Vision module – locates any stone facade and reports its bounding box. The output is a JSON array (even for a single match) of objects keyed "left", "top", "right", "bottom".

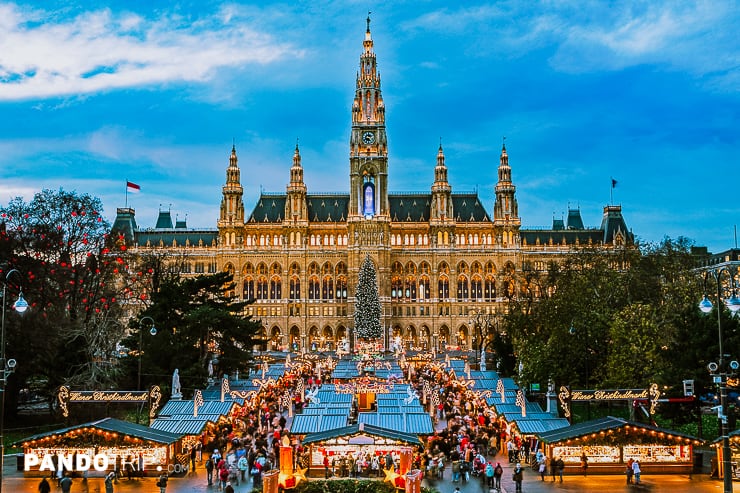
[{"left": 113, "top": 18, "right": 632, "bottom": 353}]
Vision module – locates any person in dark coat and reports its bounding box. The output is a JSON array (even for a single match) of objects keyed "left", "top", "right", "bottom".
[{"left": 38, "top": 477, "right": 51, "bottom": 493}]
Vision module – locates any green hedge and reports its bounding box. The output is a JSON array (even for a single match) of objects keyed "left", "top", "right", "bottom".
[{"left": 245, "top": 480, "right": 440, "bottom": 493}]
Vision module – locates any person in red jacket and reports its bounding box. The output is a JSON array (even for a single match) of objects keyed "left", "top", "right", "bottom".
[{"left": 219, "top": 465, "right": 229, "bottom": 490}]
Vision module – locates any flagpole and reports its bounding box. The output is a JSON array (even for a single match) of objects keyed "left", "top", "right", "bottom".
[
  {"left": 610, "top": 177, "right": 615, "bottom": 205},
  {"left": 125, "top": 180, "right": 129, "bottom": 208}
]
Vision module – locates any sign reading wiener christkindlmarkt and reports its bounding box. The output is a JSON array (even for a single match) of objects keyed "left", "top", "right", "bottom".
[
  {"left": 57, "top": 385, "right": 162, "bottom": 418},
  {"left": 558, "top": 384, "right": 661, "bottom": 421}
]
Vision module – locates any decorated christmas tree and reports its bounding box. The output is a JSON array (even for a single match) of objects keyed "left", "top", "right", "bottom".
[{"left": 353, "top": 254, "right": 382, "bottom": 340}]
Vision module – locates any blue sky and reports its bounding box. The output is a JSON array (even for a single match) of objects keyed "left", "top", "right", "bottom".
[{"left": 1, "top": 1, "right": 738, "bottom": 253}]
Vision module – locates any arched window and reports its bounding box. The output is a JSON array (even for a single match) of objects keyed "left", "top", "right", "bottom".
[
  {"left": 309, "top": 277, "right": 320, "bottom": 300},
  {"left": 457, "top": 275, "right": 469, "bottom": 301},
  {"left": 243, "top": 279, "right": 254, "bottom": 300},
  {"left": 403, "top": 276, "right": 416, "bottom": 300},
  {"left": 419, "top": 276, "right": 430, "bottom": 300},
  {"left": 391, "top": 276, "right": 403, "bottom": 300},
  {"left": 336, "top": 277, "right": 348, "bottom": 301},
  {"left": 322, "top": 277, "right": 334, "bottom": 300},
  {"left": 289, "top": 277, "right": 301, "bottom": 300},
  {"left": 471, "top": 276, "right": 482, "bottom": 300},
  {"left": 270, "top": 277, "right": 282, "bottom": 300},
  {"left": 484, "top": 277, "right": 496, "bottom": 301},
  {"left": 438, "top": 276, "right": 449, "bottom": 299},
  {"left": 256, "top": 277, "right": 268, "bottom": 300}
]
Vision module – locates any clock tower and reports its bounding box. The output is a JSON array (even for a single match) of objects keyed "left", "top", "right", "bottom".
[{"left": 349, "top": 14, "right": 389, "bottom": 220}]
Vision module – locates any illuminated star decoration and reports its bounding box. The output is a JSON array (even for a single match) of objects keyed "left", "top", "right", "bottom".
[
  {"left": 383, "top": 466, "right": 400, "bottom": 485},
  {"left": 293, "top": 466, "right": 307, "bottom": 484}
]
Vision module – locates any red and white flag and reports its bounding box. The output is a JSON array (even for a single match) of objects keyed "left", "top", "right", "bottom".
[{"left": 126, "top": 181, "right": 141, "bottom": 193}]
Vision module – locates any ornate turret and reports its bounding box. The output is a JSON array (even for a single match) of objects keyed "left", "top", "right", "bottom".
[
  {"left": 349, "top": 13, "right": 389, "bottom": 219},
  {"left": 430, "top": 143, "right": 453, "bottom": 223},
  {"left": 285, "top": 143, "right": 308, "bottom": 224},
  {"left": 218, "top": 145, "right": 244, "bottom": 246},
  {"left": 493, "top": 141, "right": 520, "bottom": 246}
]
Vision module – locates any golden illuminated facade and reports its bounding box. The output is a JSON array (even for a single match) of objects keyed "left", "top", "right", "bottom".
[{"left": 114, "top": 18, "right": 631, "bottom": 352}]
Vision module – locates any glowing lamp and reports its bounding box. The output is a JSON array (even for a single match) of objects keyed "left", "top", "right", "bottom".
[
  {"left": 698, "top": 295, "right": 713, "bottom": 313},
  {"left": 13, "top": 291, "right": 29, "bottom": 314}
]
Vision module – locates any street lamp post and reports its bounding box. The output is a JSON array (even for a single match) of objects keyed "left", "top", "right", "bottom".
[
  {"left": 137, "top": 316, "right": 157, "bottom": 391},
  {"left": 1, "top": 269, "right": 28, "bottom": 493},
  {"left": 699, "top": 266, "right": 740, "bottom": 493}
]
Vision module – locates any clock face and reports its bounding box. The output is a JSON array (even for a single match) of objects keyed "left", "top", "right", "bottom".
[{"left": 362, "top": 131, "right": 375, "bottom": 144}]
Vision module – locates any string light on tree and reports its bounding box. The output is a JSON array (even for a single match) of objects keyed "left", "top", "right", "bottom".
[{"left": 353, "top": 255, "right": 382, "bottom": 340}]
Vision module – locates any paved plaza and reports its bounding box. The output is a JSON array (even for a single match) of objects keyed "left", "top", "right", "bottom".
[{"left": 2, "top": 453, "right": 732, "bottom": 493}]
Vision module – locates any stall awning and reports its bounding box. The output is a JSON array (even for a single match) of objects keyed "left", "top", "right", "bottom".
[
  {"left": 158, "top": 400, "right": 236, "bottom": 418},
  {"left": 150, "top": 418, "right": 215, "bottom": 435},
  {"left": 13, "top": 417, "right": 183, "bottom": 447},
  {"left": 301, "top": 423, "right": 423, "bottom": 446},
  {"left": 357, "top": 412, "right": 434, "bottom": 434},
  {"left": 537, "top": 416, "right": 702, "bottom": 444},
  {"left": 290, "top": 414, "right": 350, "bottom": 434}
]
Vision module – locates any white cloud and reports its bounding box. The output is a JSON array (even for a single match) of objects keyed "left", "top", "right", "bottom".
[
  {"left": 0, "top": 2, "right": 304, "bottom": 100},
  {"left": 399, "top": 1, "right": 739, "bottom": 89},
  {"left": 549, "top": 1, "right": 738, "bottom": 77}
]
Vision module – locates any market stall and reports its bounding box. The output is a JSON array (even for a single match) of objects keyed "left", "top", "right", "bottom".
[
  {"left": 14, "top": 417, "right": 184, "bottom": 477},
  {"left": 712, "top": 428, "right": 740, "bottom": 480},
  {"left": 301, "top": 423, "right": 423, "bottom": 477},
  {"left": 537, "top": 416, "right": 702, "bottom": 474}
]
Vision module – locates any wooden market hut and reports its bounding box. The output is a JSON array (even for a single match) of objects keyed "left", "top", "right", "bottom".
[
  {"left": 152, "top": 398, "right": 240, "bottom": 452},
  {"left": 14, "top": 417, "right": 183, "bottom": 477},
  {"left": 711, "top": 428, "right": 740, "bottom": 480},
  {"left": 300, "top": 423, "right": 423, "bottom": 476},
  {"left": 537, "top": 416, "right": 703, "bottom": 474}
]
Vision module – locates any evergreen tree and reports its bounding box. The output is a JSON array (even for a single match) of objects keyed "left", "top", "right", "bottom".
[
  {"left": 123, "top": 271, "right": 261, "bottom": 392},
  {"left": 354, "top": 255, "right": 382, "bottom": 340}
]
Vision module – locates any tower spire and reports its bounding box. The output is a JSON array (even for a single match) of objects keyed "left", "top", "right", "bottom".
[
  {"left": 286, "top": 141, "right": 308, "bottom": 223},
  {"left": 493, "top": 141, "right": 520, "bottom": 246},
  {"left": 219, "top": 144, "right": 245, "bottom": 236},
  {"left": 431, "top": 142, "right": 452, "bottom": 223},
  {"left": 349, "top": 17, "right": 389, "bottom": 219}
]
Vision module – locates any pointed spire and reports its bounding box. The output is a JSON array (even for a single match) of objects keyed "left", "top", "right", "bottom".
[
  {"left": 220, "top": 143, "right": 244, "bottom": 226},
  {"left": 494, "top": 138, "right": 519, "bottom": 229},
  {"left": 437, "top": 141, "right": 445, "bottom": 169},
  {"left": 229, "top": 143, "right": 238, "bottom": 168},
  {"left": 289, "top": 140, "right": 305, "bottom": 187},
  {"left": 293, "top": 140, "right": 301, "bottom": 163},
  {"left": 225, "top": 142, "right": 240, "bottom": 185}
]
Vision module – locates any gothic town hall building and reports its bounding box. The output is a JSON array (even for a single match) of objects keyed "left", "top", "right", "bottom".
[{"left": 113, "top": 20, "right": 632, "bottom": 353}]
